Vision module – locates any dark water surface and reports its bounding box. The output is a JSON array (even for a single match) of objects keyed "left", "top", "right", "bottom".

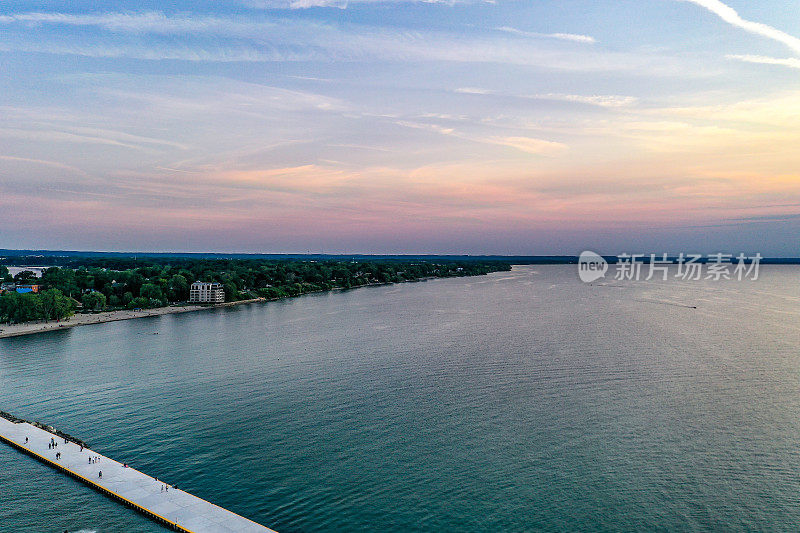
[{"left": 2, "top": 265, "right": 800, "bottom": 532}]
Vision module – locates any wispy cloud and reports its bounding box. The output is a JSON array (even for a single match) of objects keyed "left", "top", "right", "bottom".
[
  {"left": 393, "top": 119, "right": 567, "bottom": 157},
  {"left": 727, "top": 54, "right": 800, "bottom": 69},
  {"left": 490, "top": 136, "right": 568, "bottom": 156},
  {"left": 395, "top": 121, "right": 456, "bottom": 135},
  {"left": 0, "top": 11, "right": 676, "bottom": 72},
  {"left": 0, "top": 155, "right": 90, "bottom": 177},
  {"left": 0, "top": 127, "right": 174, "bottom": 151},
  {"left": 245, "top": 0, "right": 470, "bottom": 8},
  {"left": 284, "top": 0, "right": 349, "bottom": 8},
  {"left": 453, "top": 88, "right": 637, "bottom": 108},
  {"left": 455, "top": 87, "right": 494, "bottom": 94},
  {"left": 0, "top": 12, "right": 275, "bottom": 36},
  {"left": 527, "top": 93, "right": 638, "bottom": 108},
  {"left": 496, "top": 26, "right": 596, "bottom": 44},
  {"left": 0, "top": 39, "right": 298, "bottom": 62},
  {"left": 680, "top": 0, "right": 800, "bottom": 55}
]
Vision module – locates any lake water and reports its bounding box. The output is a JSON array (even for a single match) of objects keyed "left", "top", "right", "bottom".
[
  {"left": 4, "top": 266, "right": 46, "bottom": 278},
  {"left": 2, "top": 265, "right": 800, "bottom": 532}
]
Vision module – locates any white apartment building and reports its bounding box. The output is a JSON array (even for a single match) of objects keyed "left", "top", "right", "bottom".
[{"left": 189, "top": 281, "right": 225, "bottom": 303}]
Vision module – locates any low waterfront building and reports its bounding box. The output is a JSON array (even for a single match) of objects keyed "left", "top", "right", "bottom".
[
  {"left": 15, "top": 285, "right": 39, "bottom": 294},
  {"left": 189, "top": 281, "right": 225, "bottom": 303}
]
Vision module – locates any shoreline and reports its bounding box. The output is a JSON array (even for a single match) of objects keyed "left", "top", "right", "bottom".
[
  {"left": 0, "top": 275, "right": 452, "bottom": 339},
  {"left": 0, "top": 271, "right": 507, "bottom": 339},
  {"left": 0, "top": 297, "right": 266, "bottom": 339}
]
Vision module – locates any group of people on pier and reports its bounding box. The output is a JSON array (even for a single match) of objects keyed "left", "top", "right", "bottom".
[{"left": 24, "top": 430, "right": 178, "bottom": 490}]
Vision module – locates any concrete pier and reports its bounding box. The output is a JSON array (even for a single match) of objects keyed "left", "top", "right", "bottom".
[{"left": 0, "top": 414, "right": 276, "bottom": 533}]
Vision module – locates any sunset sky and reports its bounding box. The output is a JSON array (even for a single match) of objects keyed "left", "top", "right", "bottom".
[{"left": 2, "top": 0, "right": 800, "bottom": 254}]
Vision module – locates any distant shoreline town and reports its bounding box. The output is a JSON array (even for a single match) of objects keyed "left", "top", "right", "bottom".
[{"left": 0, "top": 253, "right": 511, "bottom": 338}]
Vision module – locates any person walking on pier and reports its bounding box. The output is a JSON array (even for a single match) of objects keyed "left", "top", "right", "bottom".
[{"left": 98, "top": 471, "right": 102, "bottom": 478}]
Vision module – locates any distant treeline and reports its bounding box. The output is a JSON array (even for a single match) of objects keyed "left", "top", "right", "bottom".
[
  {"left": 2, "top": 250, "right": 796, "bottom": 265},
  {"left": 0, "top": 259, "right": 510, "bottom": 324},
  {"left": 0, "top": 250, "right": 574, "bottom": 264}
]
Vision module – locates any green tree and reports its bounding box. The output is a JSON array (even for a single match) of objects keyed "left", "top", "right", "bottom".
[
  {"left": 41, "top": 289, "right": 74, "bottom": 321},
  {"left": 168, "top": 274, "right": 189, "bottom": 301},
  {"left": 222, "top": 282, "right": 238, "bottom": 302},
  {"left": 42, "top": 267, "right": 79, "bottom": 297},
  {"left": 0, "top": 292, "right": 20, "bottom": 322},
  {"left": 127, "top": 296, "right": 150, "bottom": 309},
  {"left": 82, "top": 291, "right": 107, "bottom": 312},
  {"left": 13, "top": 270, "right": 37, "bottom": 284},
  {"left": 139, "top": 283, "right": 164, "bottom": 302}
]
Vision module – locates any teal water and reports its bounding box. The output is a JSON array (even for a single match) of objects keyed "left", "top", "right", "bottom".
[{"left": 2, "top": 265, "right": 800, "bottom": 532}]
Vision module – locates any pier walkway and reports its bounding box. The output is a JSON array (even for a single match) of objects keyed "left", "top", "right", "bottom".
[{"left": 0, "top": 415, "right": 276, "bottom": 533}]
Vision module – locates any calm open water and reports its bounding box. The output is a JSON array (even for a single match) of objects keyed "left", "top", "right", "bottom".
[{"left": 2, "top": 265, "right": 800, "bottom": 532}]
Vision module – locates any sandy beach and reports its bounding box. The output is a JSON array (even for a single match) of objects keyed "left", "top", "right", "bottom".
[{"left": 0, "top": 298, "right": 266, "bottom": 339}]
